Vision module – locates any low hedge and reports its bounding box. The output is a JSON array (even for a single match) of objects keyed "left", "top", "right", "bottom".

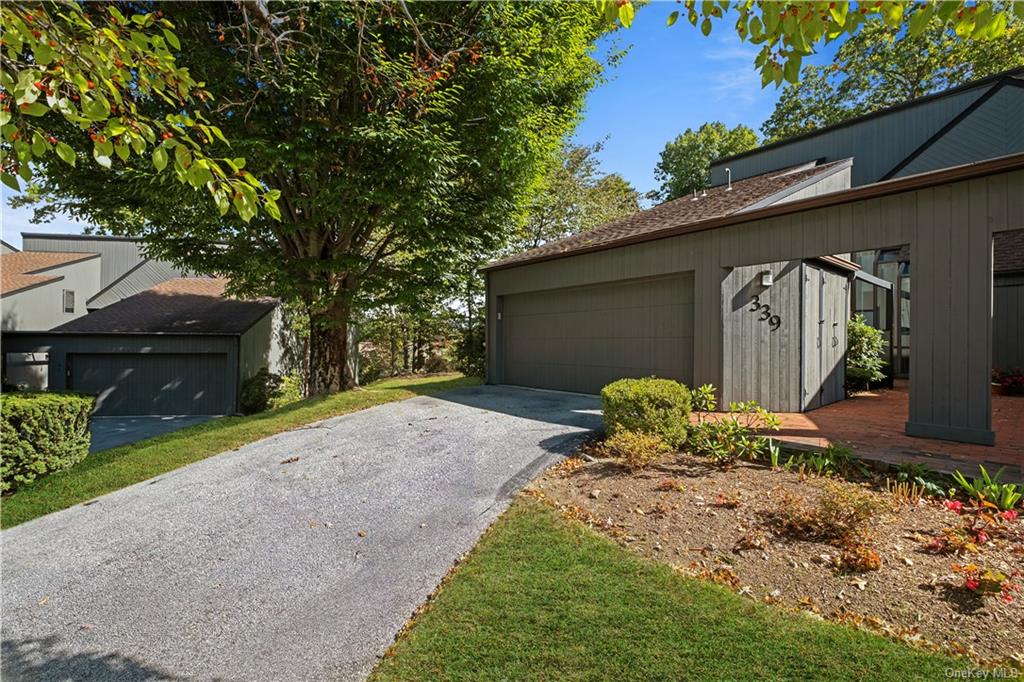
[
  {"left": 1, "top": 392, "right": 94, "bottom": 493},
  {"left": 601, "top": 377, "right": 691, "bottom": 448}
]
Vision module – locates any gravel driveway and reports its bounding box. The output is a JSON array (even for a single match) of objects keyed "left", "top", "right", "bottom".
[{"left": 1, "top": 385, "right": 601, "bottom": 681}]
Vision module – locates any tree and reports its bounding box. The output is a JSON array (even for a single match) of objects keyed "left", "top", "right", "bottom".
[
  {"left": 22, "top": 2, "right": 609, "bottom": 394},
  {"left": 653, "top": 122, "right": 758, "bottom": 202},
  {"left": 603, "top": 1, "right": 1018, "bottom": 87},
  {"left": 0, "top": 1, "right": 276, "bottom": 220},
  {"left": 513, "top": 141, "right": 640, "bottom": 251},
  {"left": 762, "top": 8, "right": 1024, "bottom": 142}
]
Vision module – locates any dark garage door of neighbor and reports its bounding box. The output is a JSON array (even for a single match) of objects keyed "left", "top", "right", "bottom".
[
  {"left": 70, "top": 353, "right": 231, "bottom": 416},
  {"left": 501, "top": 274, "right": 694, "bottom": 395}
]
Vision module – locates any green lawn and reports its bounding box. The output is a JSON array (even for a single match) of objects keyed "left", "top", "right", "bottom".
[
  {"left": 1, "top": 373, "right": 478, "bottom": 528},
  {"left": 373, "top": 498, "right": 955, "bottom": 682}
]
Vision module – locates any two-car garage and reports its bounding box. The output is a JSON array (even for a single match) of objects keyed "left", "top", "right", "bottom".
[
  {"left": 496, "top": 274, "right": 694, "bottom": 395},
  {"left": 68, "top": 352, "right": 232, "bottom": 416}
]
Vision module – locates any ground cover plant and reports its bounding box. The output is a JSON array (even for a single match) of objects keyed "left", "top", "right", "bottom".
[
  {"left": 373, "top": 497, "right": 957, "bottom": 681},
  {"left": 532, "top": 451, "right": 1023, "bottom": 664},
  {"left": 1, "top": 374, "right": 477, "bottom": 528},
  {"left": 544, "top": 379, "right": 1024, "bottom": 664}
]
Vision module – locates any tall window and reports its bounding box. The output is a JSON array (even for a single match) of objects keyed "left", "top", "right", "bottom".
[{"left": 62, "top": 289, "right": 75, "bottom": 314}]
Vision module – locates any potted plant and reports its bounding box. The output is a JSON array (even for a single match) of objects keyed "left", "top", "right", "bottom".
[{"left": 992, "top": 368, "right": 1024, "bottom": 396}]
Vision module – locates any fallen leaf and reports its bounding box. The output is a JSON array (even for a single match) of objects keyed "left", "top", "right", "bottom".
[
  {"left": 280, "top": 456, "right": 300, "bottom": 465},
  {"left": 37, "top": 596, "right": 49, "bottom": 606},
  {"left": 358, "top": 530, "right": 367, "bottom": 537}
]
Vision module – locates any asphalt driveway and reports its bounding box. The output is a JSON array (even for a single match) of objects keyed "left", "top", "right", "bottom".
[
  {"left": 89, "top": 415, "right": 219, "bottom": 453},
  {"left": 1, "top": 385, "right": 601, "bottom": 681}
]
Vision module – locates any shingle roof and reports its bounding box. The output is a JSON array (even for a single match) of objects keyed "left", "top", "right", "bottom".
[
  {"left": 486, "top": 159, "right": 851, "bottom": 270},
  {"left": 1, "top": 251, "right": 99, "bottom": 295},
  {"left": 52, "top": 278, "right": 277, "bottom": 335}
]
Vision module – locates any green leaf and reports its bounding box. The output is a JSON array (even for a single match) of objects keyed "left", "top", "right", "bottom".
[
  {"left": 264, "top": 198, "right": 282, "bottom": 221},
  {"left": 783, "top": 57, "right": 800, "bottom": 84},
  {"left": 93, "top": 148, "right": 112, "bottom": 169},
  {"left": 162, "top": 28, "right": 181, "bottom": 50},
  {"left": 153, "top": 146, "right": 168, "bottom": 171},
  {"left": 115, "top": 142, "right": 130, "bottom": 161},
  {"left": 618, "top": 2, "right": 635, "bottom": 28},
  {"left": 56, "top": 141, "right": 76, "bottom": 166},
  {"left": 21, "top": 102, "right": 48, "bottom": 116},
  {"left": 700, "top": 16, "right": 712, "bottom": 36},
  {"left": 908, "top": 5, "right": 934, "bottom": 37},
  {"left": 667, "top": 10, "right": 679, "bottom": 27},
  {"left": 2, "top": 172, "right": 21, "bottom": 191}
]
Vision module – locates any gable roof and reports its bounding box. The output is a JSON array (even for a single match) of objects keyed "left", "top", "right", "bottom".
[
  {"left": 51, "top": 278, "right": 277, "bottom": 335},
  {"left": 482, "top": 152, "right": 1024, "bottom": 272},
  {"left": 1, "top": 251, "right": 99, "bottom": 296},
  {"left": 486, "top": 159, "right": 851, "bottom": 270}
]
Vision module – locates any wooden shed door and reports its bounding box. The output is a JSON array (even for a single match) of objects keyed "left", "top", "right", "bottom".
[
  {"left": 70, "top": 353, "right": 231, "bottom": 416},
  {"left": 802, "top": 266, "right": 848, "bottom": 411},
  {"left": 500, "top": 275, "right": 694, "bottom": 395}
]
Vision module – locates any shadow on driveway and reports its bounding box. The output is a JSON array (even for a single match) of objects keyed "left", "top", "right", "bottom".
[
  {"left": 89, "top": 416, "right": 219, "bottom": 453},
  {"left": 429, "top": 384, "right": 603, "bottom": 432}
]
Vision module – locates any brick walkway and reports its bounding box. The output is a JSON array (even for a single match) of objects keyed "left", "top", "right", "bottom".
[{"left": 698, "top": 381, "right": 1024, "bottom": 479}]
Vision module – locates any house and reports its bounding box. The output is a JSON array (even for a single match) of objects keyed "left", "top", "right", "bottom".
[
  {"left": 1, "top": 249, "right": 101, "bottom": 331},
  {"left": 484, "top": 69, "right": 1024, "bottom": 447},
  {"left": 3, "top": 278, "right": 300, "bottom": 415}
]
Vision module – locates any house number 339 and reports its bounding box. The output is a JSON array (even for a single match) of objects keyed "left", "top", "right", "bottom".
[{"left": 749, "top": 295, "right": 782, "bottom": 331}]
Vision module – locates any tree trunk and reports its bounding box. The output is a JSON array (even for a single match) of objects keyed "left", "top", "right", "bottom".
[{"left": 307, "top": 300, "right": 356, "bottom": 394}]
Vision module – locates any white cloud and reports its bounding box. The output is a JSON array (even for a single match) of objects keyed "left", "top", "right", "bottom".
[{"left": 701, "top": 34, "right": 764, "bottom": 106}]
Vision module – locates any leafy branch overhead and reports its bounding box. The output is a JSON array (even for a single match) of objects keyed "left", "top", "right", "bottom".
[
  {"left": 0, "top": 1, "right": 279, "bottom": 222},
  {"left": 602, "top": 0, "right": 1018, "bottom": 86}
]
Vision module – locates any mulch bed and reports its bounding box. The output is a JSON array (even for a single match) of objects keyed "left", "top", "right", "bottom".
[{"left": 529, "top": 452, "right": 1024, "bottom": 665}]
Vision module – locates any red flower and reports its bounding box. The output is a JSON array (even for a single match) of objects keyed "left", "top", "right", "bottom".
[
  {"left": 965, "top": 578, "right": 980, "bottom": 591},
  {"left": 1001, "top": 510, "right": 1019, "bottom": 522},
  {"left": 943, "top": 500, "right": 964, "bottom": 514},
  {"left": 1003, "top": 592, "right": 1015, "bottom": 604},
  {"left": 975, "top": 529, "right": 989, "bottom": 544}
]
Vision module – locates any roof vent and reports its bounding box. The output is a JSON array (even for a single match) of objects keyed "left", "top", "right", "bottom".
[{"left": 725, "top": 168, "right": 732, "bottom": 191}]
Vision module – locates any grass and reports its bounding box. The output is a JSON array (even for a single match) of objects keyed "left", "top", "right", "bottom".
[
  {"left": 372, "top": 498, "right": 956, "bottom": 682},
  {"left": 1, "top": 373, "right": 478, "bottom": 528}
]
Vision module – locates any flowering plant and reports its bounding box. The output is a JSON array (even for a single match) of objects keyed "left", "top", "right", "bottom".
[
  {"left": 992, "top": 368, "right": 1024, "bottom": 394},
  {"left": 952, "top": 564, "right": 1020, "bottom": 603}
]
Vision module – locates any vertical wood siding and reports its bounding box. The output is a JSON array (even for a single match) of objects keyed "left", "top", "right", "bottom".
[{"left": 488, "top": 169, "right": 1024, "bottom": 444}]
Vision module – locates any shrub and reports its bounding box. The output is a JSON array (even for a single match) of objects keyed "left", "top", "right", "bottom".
[
  {"left": 597, "top": 430, "right": 671, "bottom": 469},
  {"left": 240, "top": 368, "right": 304, "bottom": 415},
  {"left": 1, "top": 392, "right": 94, "bottom": 492},
  {"left": 846, "top": 314, "right": 886, "bottom": 390},
  {"left": 770, "top": 482, "right": 882, "bottom": 545},
  {"left": 689, "top": 389, "right": 780, "bottom": 463},
  {"left": 601, "top": 377, "right": 691, "bottom": 448}
]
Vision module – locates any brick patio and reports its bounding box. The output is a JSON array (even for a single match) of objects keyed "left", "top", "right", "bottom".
[{"left": 702, "top": 381, "right": 1023, "bottom": 480}]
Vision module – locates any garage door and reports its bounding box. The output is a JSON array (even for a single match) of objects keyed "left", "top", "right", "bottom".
[
  {"left": 501, "top": 274, "right": 694, "bottom": 395},
  {"left": 69, "top": 353, "right": 231, "bottom": 416}
]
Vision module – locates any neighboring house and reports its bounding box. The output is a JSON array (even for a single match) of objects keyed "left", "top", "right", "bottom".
[
  {"left": 20, "top": 232, "right": 193, "bottom": 313},
  {"left": 3, "top": 278, "right": 300, "bottom": 416},
  {"left": 994, "top": 230, "right": 1024, "bottom": 372},
  {"left": 1, "top": 239, "right": 18, "bottom": 254},
  {"left": 484, "top": 69, "right": 1024, "bottom": 447},
  {"left": 1, "top": 251, "right": 102, "bottom": 331}
]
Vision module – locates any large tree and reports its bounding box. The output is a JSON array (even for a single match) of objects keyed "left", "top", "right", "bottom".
[
  {"left": 653, "top": 122, "right": 758, "bottom": 202},
  {"left": 21, "top": 2, "right": 609, "bottom": 393},
  {"left": 762, "top": 8, "right": 1024, "bottom": 142},
  {"left": 514, "top": 141, "right": 640, "bottom": 251}
]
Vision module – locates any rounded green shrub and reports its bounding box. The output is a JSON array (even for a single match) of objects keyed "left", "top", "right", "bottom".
[
  {"left": 1, "top": 392, "right": 94, "bottom": 493},
  {"left": 240, "top": 368, "right": 304, "bottom": 415},
  {"left": 600, "top": 377, "right": 691, "bottom": 448}
]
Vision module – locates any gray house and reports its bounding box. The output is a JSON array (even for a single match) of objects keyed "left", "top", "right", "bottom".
[
  {"left": 3, "top": 278, "right": 299, "bottom": 415},
  {"left": 484, "top": 69, "right": 1024, "bottom": 447}
]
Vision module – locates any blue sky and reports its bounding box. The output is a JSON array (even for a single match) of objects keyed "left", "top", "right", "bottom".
[{"left": 1, "top": 4, "right": 838, "bottom": 248}]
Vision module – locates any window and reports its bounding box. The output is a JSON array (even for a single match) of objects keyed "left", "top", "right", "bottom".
[{"left": 62, "top": 289, "right": 75, "bottom": 313}]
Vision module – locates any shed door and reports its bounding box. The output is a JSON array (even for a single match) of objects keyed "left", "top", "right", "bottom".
[
  {"left": 500, "top": 274, "right": 694, "bottom": 395},
  {"left": 70, "top": 353, "right": 231, "bottom": 416},
  {"left": 802, "top": 266, "right": 848, "bottom": 411}
]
